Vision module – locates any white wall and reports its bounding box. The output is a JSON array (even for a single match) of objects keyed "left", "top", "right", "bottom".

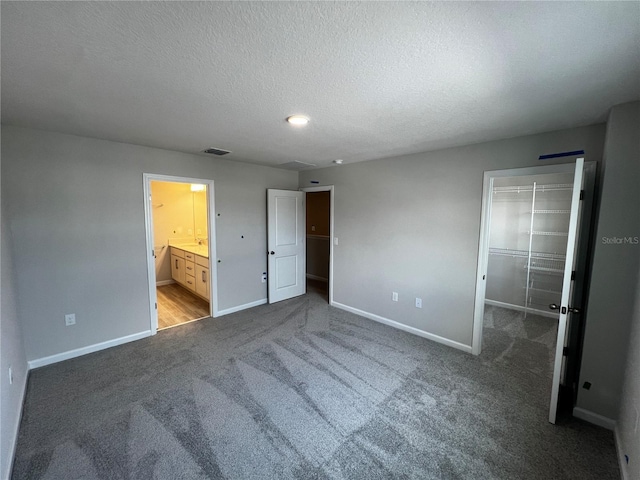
[
  {"left": 576, "top": 102, "right": 640, "bottom": 422},
  {"left": 1, "top": 126, "right": 297, "bottom": 363},
  {"left": 299, "top": 124, "right": 606, "bottom": 347},
  {"left": 0, "top": 147, "right": 29, "bottom": 480}
]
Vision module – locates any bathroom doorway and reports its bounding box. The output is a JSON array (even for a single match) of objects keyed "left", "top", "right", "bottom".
[{"left": 143, "top": 174, "right": 217, "bottom": 333}]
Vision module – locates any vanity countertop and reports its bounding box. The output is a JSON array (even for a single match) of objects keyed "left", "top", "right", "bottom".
[{"left": 169, "top": 242, "right": 209, "bottom": 259}]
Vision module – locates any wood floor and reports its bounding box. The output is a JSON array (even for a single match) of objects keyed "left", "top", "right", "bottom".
[{"left": 157, "top": 283, "right": 210, "bottom": 329}]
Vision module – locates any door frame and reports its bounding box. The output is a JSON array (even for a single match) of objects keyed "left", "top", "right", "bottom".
[
  {"left": 471, "top": 162, "right": 582, "bottom": 355},
  {"left": 143, "top": 173, "right": 219, "bottom": 335},
  {"left": 300, "top": 185, "right": 335, "bottom": 306}
]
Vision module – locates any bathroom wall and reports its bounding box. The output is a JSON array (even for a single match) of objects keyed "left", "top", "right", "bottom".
[{"left": 150, "top": 181, "right": 208, "bottom": 283}]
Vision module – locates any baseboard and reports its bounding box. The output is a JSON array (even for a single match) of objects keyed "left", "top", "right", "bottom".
[
  {"left": 3, "top": 369, "right": 28, "bottom": 480},
  {"left": 216, "top": 298, "right": 268, "bottom": 317},
  {"left": 155, "top": 279, "right": 175, "bottom": 286},
  {"left": 27, "top": 330, "right": 152, "bottom": 369},
  {"left": 572, "top": 407, "right": 617, "bottom": 430},
  {"left": 306, "top": 274, "right": 328, "bottom": 282},
  {"left": 331, "top": 301, "right": 473, "bottom": 354},
  {"left": 485, "top": 299, "right": 558, "bottom": 319},
  {"left": 614, "top": 425, "right": 629, "bottom": 480}
]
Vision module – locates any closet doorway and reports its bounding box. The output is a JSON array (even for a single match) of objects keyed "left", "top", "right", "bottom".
[
  {"left": 472, "top": 159, "right": 596, "bottom": 423},
  {"left": 302, "top": 186, "right": 334, "bottom": 304},
  {"left": 143, "top": 174, "right": 218, "bottom": 334}
]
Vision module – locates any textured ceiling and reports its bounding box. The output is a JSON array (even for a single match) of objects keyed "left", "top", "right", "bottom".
[{"left": 2, "top": 2, "right": 639, "bottom": 169}]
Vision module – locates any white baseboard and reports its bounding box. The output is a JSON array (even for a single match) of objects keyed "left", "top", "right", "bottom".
[
  {"left": 306, "top": 274, "right": 328, "bottom": 282},
  {"left": 216, "top": 298, "right": 268, "bottom": 317},
  {"left": 614, "top": 425, "right": 629, "bottom": 480},
  {"left": 156, "top": 279, "right": 175, "bottom": 286},
  {"left": 4, "top": 369, "right": 28, "bottom": 480},
  {"left": 572, "top": 407, "right": 617, "bottom": 430},
  {"left": 28, "top": 330, "right": 152, "bottom": 369},
  {"left": 485, "top": 299, "right": 559, "bottom": 319},
  {"left": 331, "top": 301, "right": 473, "bottom": 354}
]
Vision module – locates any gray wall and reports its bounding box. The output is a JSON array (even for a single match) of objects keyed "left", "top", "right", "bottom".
[
  {"left": 617, "top": 261, "right": 640, "bottom": 480},
  {"left": 1, "top": 126, "right": 297, "bottom": 362},
  {"left": 577, "top": 101, "right": 640, "bottom": 421},
  {"left": 299, "top": 124, "right": 606, "bottom": 346},
  {"left": 0, "top": 152, "right": 29, "bottom": 480}
]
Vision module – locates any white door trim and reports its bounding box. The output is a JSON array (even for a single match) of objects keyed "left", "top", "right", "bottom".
[
  {"left": 301, "top": 185, "right": 335, "bottom": 306},
  {"left": 143, "top": 173, "right": 219, "bottom": 335},
  {"left": 471, "top": 163, "right": 579, "bottom": 355}
]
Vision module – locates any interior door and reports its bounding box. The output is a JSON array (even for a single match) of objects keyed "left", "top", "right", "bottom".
[
  {"left": 548, "top": 158, "right": 585, "bottom": 424},
  {"left": 267, "top": 189, "right": 305, "bottom": 303}
]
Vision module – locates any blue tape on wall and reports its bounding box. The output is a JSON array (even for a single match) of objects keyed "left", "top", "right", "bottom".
[
  {"left": 310, "top": 180, "right": 319, "bottom": 184},
  {"left": 539, "top": 150, "right": 585, "bottom": 160}
]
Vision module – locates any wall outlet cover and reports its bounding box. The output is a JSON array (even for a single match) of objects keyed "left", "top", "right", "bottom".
[
  {"left": 392, "top": 292, "right": 398, "bottom": 302},
  {"left": 65, "top": 313, "right": 76, "bottom": 326}
]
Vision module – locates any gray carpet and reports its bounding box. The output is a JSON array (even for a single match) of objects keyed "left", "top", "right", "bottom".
[{"left": 12, "top": 287, "right": 618, "bottom": 479}]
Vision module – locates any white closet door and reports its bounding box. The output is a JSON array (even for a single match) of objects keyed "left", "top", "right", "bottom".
[
  {"left": 267, "top": 189, "right": 306, "bottom": 303},
  {"left": 548, "top": 158, "right": 585, "bottom": 424}
]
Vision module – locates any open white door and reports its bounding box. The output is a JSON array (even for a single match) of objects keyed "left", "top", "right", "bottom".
[
  {"left": 267, "top": 189, "right": 306, "bottom": 303},
  {"left": 548, "top": 158, "right": 585, "bottom": 424}
]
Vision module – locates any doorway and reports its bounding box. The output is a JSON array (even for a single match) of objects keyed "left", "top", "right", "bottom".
[
  {"left": 472, "top": 160, "right": 596, "bottom": 423},
  {"left": 302, "top": 186, "right": 334, "bottom": 305},
  {"left": 143, "top": 174, "right": 218, "bottom": 334}
]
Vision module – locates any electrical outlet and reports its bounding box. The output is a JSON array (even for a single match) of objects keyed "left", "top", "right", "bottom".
[
  {"left": 334, "top": 237, "right": 339, "bottom": 245},
  {"left": 65, "top": 313, "right": 76, "bottom": 326},
  {"left": 415, "top": 298, "right": 422, "bottom": 308},
  {"left": 311, "top": 225, "right": 316, "bottom": 232},
  {"left": 262, "top": 272, "right": 267, "bottom": 283},
  {"left": 392, "top": 292, "right": 398, "bottom": 302},
  {"left": 8, "top": 366, "right": 13, "bottom": 385}
]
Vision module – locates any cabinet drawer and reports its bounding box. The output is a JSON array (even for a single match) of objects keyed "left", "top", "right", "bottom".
[
  {"left": 196, "top": 255, "right": 209, "bottom": 268},
  {"left": 185, "top": 260, "right": 195, "bottom": 275},
  {"left": 171, "top": 247, "right": 185, "bottom": 258},
  {"left": 185, "top": 274, "right": 196, "bottom": 292},
  {"left": 184, "top": 251, "right": 195, "bottom": 261}
]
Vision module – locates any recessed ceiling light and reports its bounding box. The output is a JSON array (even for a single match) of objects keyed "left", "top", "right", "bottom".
[
  {"left": 333, "top": 159, "right": 344, "bottom": 165},
  {"left": 286, "top": 115, "right": 310, "bottom": 126}
]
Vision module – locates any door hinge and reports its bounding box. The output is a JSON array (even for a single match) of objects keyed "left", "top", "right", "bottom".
[
  {"left": 571, "top": 270, "right": 576, "bottom": 280},
  {"left": 563, "top": 347, "right": 570, "bottom": 356},
  {"left": 155, "top": 302, "right": 157, "bottom": 310},
  {"left": 580, "top": 190, "right": 584, "bottom": 200},
  {"left": 152, "top": 249, "right": 155, "bottom": 257}
]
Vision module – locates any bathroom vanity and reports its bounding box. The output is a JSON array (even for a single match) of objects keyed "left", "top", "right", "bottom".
[{"left": 169, "top": 244, "right": 210, "bottom": 301}]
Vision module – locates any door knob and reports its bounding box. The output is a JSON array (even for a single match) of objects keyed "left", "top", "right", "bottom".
[
  {"left": 568, "top": 307, "right": 581, "bottom": 314},
  {"left": 549, "top": 304, "right": 559, "bottom": 311},
  {"left": 270, "top": 251, "right": 275, "bottom": 255}
]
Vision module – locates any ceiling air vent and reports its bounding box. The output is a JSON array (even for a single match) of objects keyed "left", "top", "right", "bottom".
[
  {"left": 203, "top": 147, "right": 231, "bottom": 156},
  {"left": 277, "top": 161, "right": 317, "bottom": 170}
]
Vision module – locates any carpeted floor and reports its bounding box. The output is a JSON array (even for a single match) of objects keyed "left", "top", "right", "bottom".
[{"left": 12, "top": 287, "right": 618, "bottom": 479}]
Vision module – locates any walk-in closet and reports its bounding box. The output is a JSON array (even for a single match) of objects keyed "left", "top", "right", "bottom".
[{"left": 485, "top": 172, "right": 575, "bottom": 318}]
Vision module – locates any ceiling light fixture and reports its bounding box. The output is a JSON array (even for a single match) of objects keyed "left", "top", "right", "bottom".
[
  {"left": 333, "top": 159, "right": 344, "bottom": 165},
  {"left": 286, "top": 115, "right": 310, "bottom": 126}
]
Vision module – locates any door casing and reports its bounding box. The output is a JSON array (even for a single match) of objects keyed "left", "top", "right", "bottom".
[
  {"left": 301, "top": 185, "right": 335, "bottom": 306},
  {"left": 472, "top": 160, "right": 596, "bottom": 423},
  {"left": 143, "top": 173, "right": 218, "bottom": 334}
]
